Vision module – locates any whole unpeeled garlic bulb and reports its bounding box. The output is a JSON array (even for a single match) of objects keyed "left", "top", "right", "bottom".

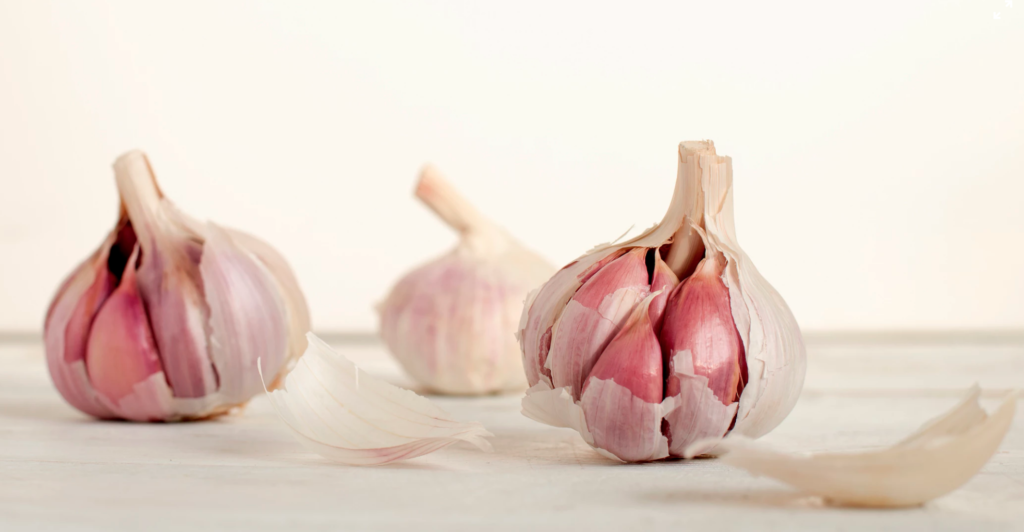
[
  {"left": 378, "top": 166, "right": 555, "bottom": 395},
  {"left": 44, "top": 151, "right": 310, "bottom": 421},
  {"left": 519, "top": 141, "right": 805, "bottom": 462}
]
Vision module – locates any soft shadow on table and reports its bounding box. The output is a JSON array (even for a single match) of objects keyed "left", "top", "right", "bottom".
[
  {"left": 642, "top": 487, "right": 828, "bottom": 510},
  {"left": 0, "top": 397, "right": 93, "bottom": 423},
  {"left": 171, "top": 422, "right": 465, "bottom": 471}
]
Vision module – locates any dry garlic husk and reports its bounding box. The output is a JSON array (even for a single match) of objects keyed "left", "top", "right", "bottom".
[
  {"left": 378, "top": 165, "right": 555, "bottom": 395},
  {"left": 262, "top": 333, "right": 494, "bottom": 466},
  {"left": 685, "top": 386, "right": 1017, "bottom": 507},
  {"left": 519, "top": 141, "right": 805, "bottom": 462},
  {"left": 43, "top": 150, "right": 310, "bottom": 421}
]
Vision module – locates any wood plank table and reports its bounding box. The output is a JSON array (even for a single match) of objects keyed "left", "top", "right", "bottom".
[{"left": 1, "top": 335, "right": 1021, "bottom": 531}]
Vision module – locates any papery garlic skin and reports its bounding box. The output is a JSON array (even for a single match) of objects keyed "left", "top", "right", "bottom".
[
  {"left": 378, "top": 166, "right": 555, "bottom": 395},
  {"left": 688, "top": 386, "right": 1017, "bottom": 508},
  {"left": 518, "top": 141, "right": 805, "bottom": 462},
  {"left": 262, "top": 333, "right": 494, "bottom": 466},
  {"left": 44, "top": 150, "right": 310, "bottom": 421}
]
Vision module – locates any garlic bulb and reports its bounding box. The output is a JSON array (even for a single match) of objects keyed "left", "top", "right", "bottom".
[
  {"left": 689, "top": 386, "right": 1017, "bottom": 507},
  {"left": 261, "top": 333, "right": 494, "bottom": 466},
  {"left": 378, "top": 165, "right": 555, "bottom": 395},
  {"left": 44, "top": 150, "right": 310, "bottom": 421},
  {"left": 519, "top": 141, "right": 805, "bottom": 462}
]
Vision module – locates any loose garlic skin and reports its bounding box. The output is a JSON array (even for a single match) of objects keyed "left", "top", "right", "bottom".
[
  {"left": 44, "top": 151, "right": 310, "bottom": 421},
  {"left": 378, "top": 166, "right": 555, "bottom": 395},
  {"left": 519, "top": 141, "right": 805, "bottom": 462}
]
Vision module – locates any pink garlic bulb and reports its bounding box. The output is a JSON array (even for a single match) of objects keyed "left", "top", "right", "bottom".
[
  {"left": 378, "top": 166, "right": 555, "bottom": 395},
  {"left": 44, "top": 151, "right": 310, "bottom": 421},
  {"left": 518, "top": 141, "right": 805, "bottom": 462}
]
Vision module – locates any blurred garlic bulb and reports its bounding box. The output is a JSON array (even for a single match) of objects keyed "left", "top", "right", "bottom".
[
  {"left": 519, "top": 141, "right": 805, "bottom": 462},
  {"left": 44, "top": 151, "right": 310, "bottom": 421},
  {"left": 378, "top": 166, "right": 555, "bottom": 395}
]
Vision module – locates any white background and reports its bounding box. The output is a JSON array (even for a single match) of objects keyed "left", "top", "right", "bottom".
[{"left": 1, "top": 0, "right": 1022, "bottom": 334}]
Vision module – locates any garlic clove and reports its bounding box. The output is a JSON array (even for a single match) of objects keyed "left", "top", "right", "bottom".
[
  {"left": 547, "top": 247, "right": 650, "bottom": 399},
  {"left": 660, "top": 251, "right": 746, "bottom": 405},
  {"left": 518, "top": 251, "right": 619, "bottom": 387},
  {"left": 114, "top": 152, "right": 218, "bottom": 399},
  {"left": 200, "top": 223, "right": 289, "bottom": 402},
  {"left": 378, "top": 166, "right": 554, "bottom": 395},
  {"left": 648, "top": 249, "right": 679, "bottom": 332},
  {"left": 579, "top": 295, "right": 672, "bottom": 462},
  {"left": 582, "top": 294, "right": 665, "bottom": 404},
  {"left": 262, "top": 333, "right": 494, "bottom": 466},
  {"left": 44, "top": 240, "right": 118, "bottom": 419},
  {"left": 84, "top": 245, "right": 164, "bottom": 408},
  {"left": 687, "top": 386, "right": 1018, "bottom": 507},
  {"left": 222, "top": 227, "right": 311, "bottom": 378},
  {"left": 662, "top": 351, "right": 740, "bottom": 457}
]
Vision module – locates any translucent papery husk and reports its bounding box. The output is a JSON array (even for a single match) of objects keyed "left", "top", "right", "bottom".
[
  {"left": 518, "top": 141, "right": 806, "bottom": 462},
  {"left": 262, "top": 333, "right": 494, "bottom": 466},
  {"left": 43, "top": 150, "right": 310, "bottom": 421},
  {"left": 378, "top": 166, "right": 554, "bottom": 395},
  {"left": 684, "top": 386, "right": 1018, "bottom": 508}
]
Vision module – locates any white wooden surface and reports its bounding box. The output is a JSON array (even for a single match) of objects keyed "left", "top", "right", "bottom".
[{"left": 1, "top": 337, "right": 1022, "bottom": 532}]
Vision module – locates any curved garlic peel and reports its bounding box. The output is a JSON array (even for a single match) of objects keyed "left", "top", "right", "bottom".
[
  {"left": 518, "top": 141, "right": 806, "bottom": 462},
  {"left": 377, "top": 165, "right": 554, "bottom": 395},
  {"left": 685, "top": 386, "right": 1018, "bottom": 508},
  {"left": 43, "top": 150, "right": 308, "bottom": 421},
  {"left": 261, "top": 333, "right": 494, "bottom": 466}
]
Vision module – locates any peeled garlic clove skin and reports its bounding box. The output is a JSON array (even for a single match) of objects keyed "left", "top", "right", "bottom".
[
  {"left": 262, "top": 333, "right": 494, "bottom": 466},
  {"left": 688, "top": 386, "right": 1017, "bottom": 508},
  {"left": 547, "top": 247, "right": 651, "bottom": 399},
  {"left": 579, "top": 294, "right": 672, "bottom": 462},
  {"left": 44, "top": 150, "right": 305, "bottom": 421},
  {"left": 519, "top": 141, "right": 806, "bottom": 462},
  {"left": 378, "top": 166, "right": 554, "bottom": 395}
]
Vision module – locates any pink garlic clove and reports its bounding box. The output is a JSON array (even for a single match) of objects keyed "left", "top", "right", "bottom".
[
  {"left": 547, "top": 247, "right": 650, "bottom": 399},
  {"left": 85, "top": 245, "right": 166, "bottom": 413},
  {"left": 582, "top": 295, "right": 664, "bottom": 404},
  {"left": 579, "top": 295, "right": 668, "bottom": 462},
  {"left": 44, "top": 243, "right": 118, "bottom": 419},
  {"left": 660, "top": 252, "right": 746, "bottom": 405},
  {"left": 648, "top": 249, "right": 679, "bottom": 332}
]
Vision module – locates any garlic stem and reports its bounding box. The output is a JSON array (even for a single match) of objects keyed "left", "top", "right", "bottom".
[
  {"left": 416, "top": 165, "right": 492, "bottom": 236},
  {"left": 663, "top": 142, "right": 715, "bottom": 277},
  {"left": 113, "top": 151, "right": 164, "bottom": 246}
]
